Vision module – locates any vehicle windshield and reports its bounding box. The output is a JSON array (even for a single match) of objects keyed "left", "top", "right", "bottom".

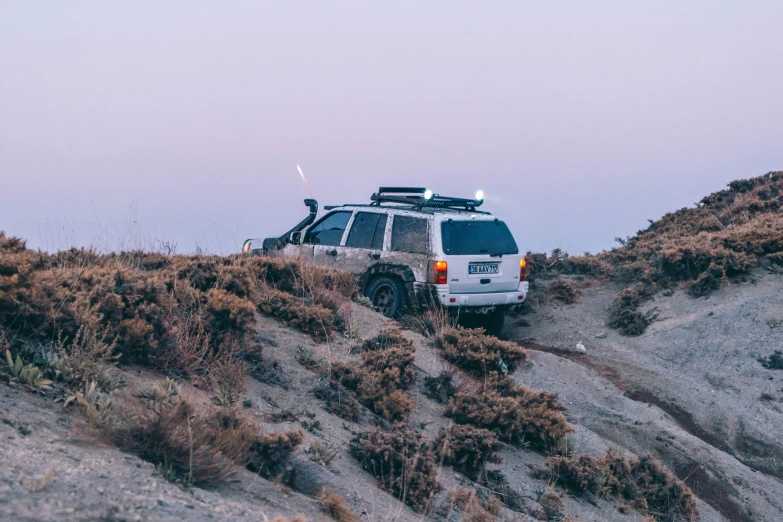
[{"left": 441, "top": 219, "right": 518, "bottom": 256}]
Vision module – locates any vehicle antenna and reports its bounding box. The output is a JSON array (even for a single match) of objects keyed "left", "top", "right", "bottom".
[{"left": 296, "top": 164, "right": 315, "bottom": 199}]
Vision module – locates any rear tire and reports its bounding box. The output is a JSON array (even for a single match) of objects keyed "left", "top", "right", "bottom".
[
  {"left": 481, "top": 310, "right": 505, "bottom": 337},
  {"left": 366, "top": 276, "right": 406, "bottom": 318}
]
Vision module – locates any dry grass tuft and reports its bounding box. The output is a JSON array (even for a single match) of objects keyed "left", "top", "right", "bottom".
[
  {"left": 436, "top": 327, "right": 527, "bottom": 375},
  {"left": 318, "top": 488, "right": 361, "bottom": 522},
  {"left": 448, "top": 488, "right": 496, "bottom": 522},
  {"left": 85, "top": 381, "right": 258, "bottom": 484},
  {"left": 23, "top": 467, "right": 56, "bottom": 492},
  {"left": 351, "top": 424, "right": 441, "bottom": 514},
  {"left": 546, "top": 450, "right": 698, "bottom": 521}
]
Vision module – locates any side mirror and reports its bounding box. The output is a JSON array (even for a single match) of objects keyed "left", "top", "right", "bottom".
[{"left": 290, "top": 231, "right": 302, "bottom": 244}]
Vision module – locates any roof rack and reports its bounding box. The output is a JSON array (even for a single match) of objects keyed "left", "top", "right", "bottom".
[{"left": 370, "top": 187, "right": 484, "bottom": 211}]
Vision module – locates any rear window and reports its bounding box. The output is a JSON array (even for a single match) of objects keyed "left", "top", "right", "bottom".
[
  {"left": 441, "top": 220, "right": 518, "bottom": 256},
  {"left": 391, "top": 215, "right": 429, "bottom": 254}
]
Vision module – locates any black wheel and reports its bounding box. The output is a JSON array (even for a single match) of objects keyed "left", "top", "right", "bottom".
[
  {"left": 366, "top": 276, "right": 405, "bottom": 318},
  {"left": 481, "top": 310, "right": 505, "bottom": 337}
]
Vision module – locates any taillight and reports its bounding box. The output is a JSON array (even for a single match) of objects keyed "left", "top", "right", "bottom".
[
  {"left": 242, "top": 240, "right": 252, "bottom": 253},
  {"left": 519, "top": 258, "right": 527, "bottom": 282},
  {"left": 429, "top": 260, "right": 448, "bottom": 285}
]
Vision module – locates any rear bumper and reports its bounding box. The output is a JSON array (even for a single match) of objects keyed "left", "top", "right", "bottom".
[{"left": 436, "top": 282, "right": 528, "bottom": 309}]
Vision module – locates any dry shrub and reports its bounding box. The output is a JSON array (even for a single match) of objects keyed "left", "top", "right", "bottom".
[
  {"left": 549, "top": 280, "right": 581, "bottom": 304},
  {"left": 332, "top": 327, "right": 416, "bottom": 422},
  {"left": 350, "top": 424, "right": 441, "bottom": 514},
  {"left": 313, "top": 380, "right": 362, "bottom": 422},
  {"left": 318, "top": 488, "right": 361, "bottom": 522},
  {"left": 424, "top": 370, "right": 457, "bottom": 404},
  {"left": 436, "top": 327, "right": 527, "bottom": 375},
  {"left": 547, "top": 450, "right": 698, "bottom": 522},
  {"left": 444, "top": 374, "right": 571, "bottom": 453},
  {"left": 607, "top": 282, "right": 659, "bottom": 336},
  {"left": 435, "top": 424, "right": 501, "bottom": 480},
  {"left": 448, "top": 488, "right": 496, "bottom": 522},
  {"left": 258, "top": 289, "right": 336, "bottom": 342},
  {"left": 247, "top": 429, "right": 305, "bottom": 479}
]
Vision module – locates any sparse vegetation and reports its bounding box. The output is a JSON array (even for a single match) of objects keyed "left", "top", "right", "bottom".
[
  {"left": 350, "top": 424, "right": 441, "bottom": 514},
  {"left": 545, "top": 450, "right": 698, "bottom": 521},
  {"left": 436, "top": 327, "right": 527, "bottom": 375},
  {"left": 444, "top": 374, "right": 571, "bottom": 452},
  {"left": 527, "top": 172, "right": 783, "bottom": 335}
]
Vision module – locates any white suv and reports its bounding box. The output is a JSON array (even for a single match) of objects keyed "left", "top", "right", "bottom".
[{"left": 244, "top": 187, "right": 528, "bottom": 334}]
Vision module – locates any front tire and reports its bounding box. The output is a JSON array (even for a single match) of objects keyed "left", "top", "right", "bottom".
[{"left": 366, "top": 276, "right": 406, "bottom": 318}]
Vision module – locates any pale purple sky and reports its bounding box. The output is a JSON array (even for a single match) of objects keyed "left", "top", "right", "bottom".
[{"left": 2, "top": 2, "right": 782, "bottom": 254}]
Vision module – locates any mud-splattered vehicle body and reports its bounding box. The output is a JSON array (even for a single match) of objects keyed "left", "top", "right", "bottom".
[{"left": 244, "top": 187, "right": 528, "bottom": 334}]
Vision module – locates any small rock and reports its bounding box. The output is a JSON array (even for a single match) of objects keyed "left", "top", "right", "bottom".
[
  {"left": 575, "top": 343, "right": 587, "bottom": 353},
  {"left": 595, "top": 332, "right": 608, "bottom": 339}
]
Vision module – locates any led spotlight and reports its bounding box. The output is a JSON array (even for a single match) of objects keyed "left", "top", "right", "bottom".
[
  {"left": 475, "top": 190, "right": 484, "bottom": 201},
  {"left": 424, "top": 189, "right": 433, "bottom": 200}
]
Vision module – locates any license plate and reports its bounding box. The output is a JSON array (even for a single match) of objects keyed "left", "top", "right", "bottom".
[{"left": 469, "top": 263, "right": 499, "bottom": 275}]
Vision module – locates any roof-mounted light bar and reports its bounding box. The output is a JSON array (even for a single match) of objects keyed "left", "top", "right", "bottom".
[{"left": 370, "top": 186, "right": 484, "bottom": 211}]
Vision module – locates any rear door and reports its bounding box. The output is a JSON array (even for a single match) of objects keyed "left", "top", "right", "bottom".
[
  {"left": 339, "top": 211, "right": 388, "bottom": 273},
  {"left": 440, "top": 218, "right": 522, "bottom": 294},
  {"left": 380, "top": 213, "right": 430, "bottom": 283}
]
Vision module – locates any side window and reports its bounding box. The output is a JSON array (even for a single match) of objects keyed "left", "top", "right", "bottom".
[
  {"left": 346, "top": 212, "right": 388, "bottom": 249},
  {"left": 391, "top": 215, "right": 429, "bottom": 254},
  {"left": 304, "top": 211, "right": 352, "bottom": 246}
]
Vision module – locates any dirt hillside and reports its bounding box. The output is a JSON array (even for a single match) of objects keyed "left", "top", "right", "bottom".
[{"left": 2, "top": 173, "right": 783, "bottom": 522}]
